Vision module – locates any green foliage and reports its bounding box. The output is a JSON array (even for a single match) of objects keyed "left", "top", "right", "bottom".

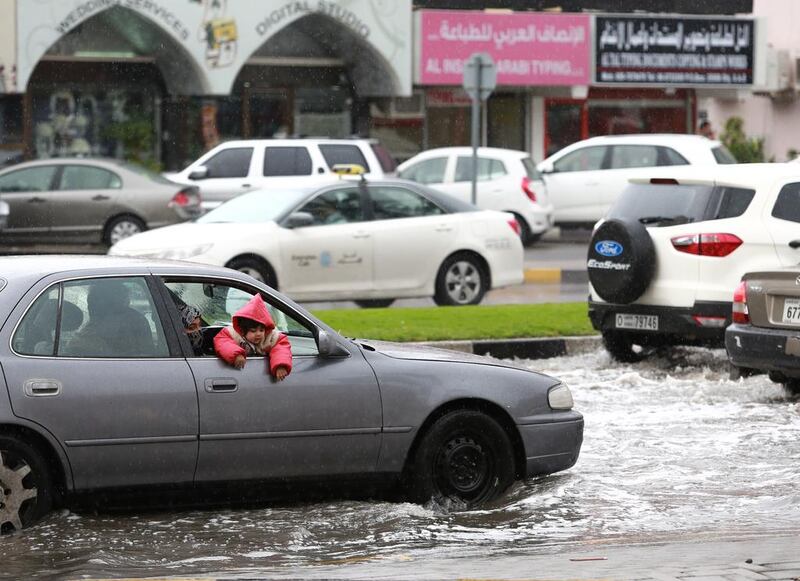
[
  {"left": 788, "top": 148, "right": 799, "bottom": 161},
  {"left": 103, "top": 117, "right": 162, "bottom": 172},
  {"left": 311, "top": 303, "right": 594, "bottom": 342},
  {"left": 720, "top": 116, "right": 765, "bottom": 163}
]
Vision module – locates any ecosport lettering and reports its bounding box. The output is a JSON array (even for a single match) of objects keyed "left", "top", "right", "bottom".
[{"left": 587, "top": 259, "right": 631, "bottom": 271}]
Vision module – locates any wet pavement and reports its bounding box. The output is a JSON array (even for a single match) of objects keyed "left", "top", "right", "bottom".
[{"left": 2, "top": 346, "right": 798, "bottom": 579}]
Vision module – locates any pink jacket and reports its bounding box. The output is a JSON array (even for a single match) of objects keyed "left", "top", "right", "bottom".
[{"left": 213, "top": 294, "right": 293, "bottom": 376}]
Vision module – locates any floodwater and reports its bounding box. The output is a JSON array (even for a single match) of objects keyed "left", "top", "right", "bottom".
[{"left": 2, "top": 347, "right": 799, "bottom": 579}]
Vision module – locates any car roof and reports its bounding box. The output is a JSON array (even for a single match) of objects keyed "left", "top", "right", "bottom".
[
  {"left": 0, "top": 255, "right": 236, "bottom": 279},
  {"left": 402, "top": 146, "right": 530, "bottom": 159},
  {"left": 0, "top": 158, "right": 128, "bottom": 172},
  {"left": 211, "top": 138, "right": 379, "bottom": 147},
  {"left": 575, "top": 134, "right": 720, "bottom": 146},
  {"left": 627, "top": 163, "right": 800, "bottom": 190}
]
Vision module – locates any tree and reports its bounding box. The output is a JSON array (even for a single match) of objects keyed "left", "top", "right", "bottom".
[{"left": 720, "top": 117, "right": 764, "bottom": 163}]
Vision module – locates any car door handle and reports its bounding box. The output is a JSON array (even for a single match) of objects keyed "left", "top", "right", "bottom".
[
  {"left": 789, "top": 239, "right": 800, "bottom": 249},
  {"left": 27, "top": 197, "right": 46, "bottom": 203},
  {"left": 353, "top": 232, "right": 370, "bottom": 239},
  {"left": 23, "top": 379, "right": 62, "bottom": 397},
  {"left": 204, "top": 378, "right": 238, "bottom": 393},
  {"left": 91, "top": 194, "right": 110, "bottom": 201},
  {"left": 241, "top": 184, "right": 251, "bottom": 188}
]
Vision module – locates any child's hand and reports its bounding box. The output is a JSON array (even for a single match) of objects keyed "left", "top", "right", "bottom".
[
  {"left": 274, "top": 366, "right": 289, "bottom": 381},
  {"left": 233, "top": 354, "right": 246, "bottom": 369}
]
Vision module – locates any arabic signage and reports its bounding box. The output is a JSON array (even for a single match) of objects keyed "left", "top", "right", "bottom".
[
  {"left": 595, "top": 16, "right": 755, "bottom": 86},
  {"left": 417, "top": 10, "right": 591, "bottom": 86}
]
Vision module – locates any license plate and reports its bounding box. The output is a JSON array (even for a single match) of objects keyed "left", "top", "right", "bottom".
[
  {"left": 781, "top": 298, "right": 800, "bottom": 325},
  {"left": 615, "top": 314, "right": 659, "bottom": 331}
]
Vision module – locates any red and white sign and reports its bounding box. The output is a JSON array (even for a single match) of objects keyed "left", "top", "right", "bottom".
[{"left": 418, "top": 10, "right": 591, "bottom": 86}]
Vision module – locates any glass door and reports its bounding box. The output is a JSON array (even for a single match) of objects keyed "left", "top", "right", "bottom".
[{"left": 545, "top": 99, "right": 586, "bottom": 157}]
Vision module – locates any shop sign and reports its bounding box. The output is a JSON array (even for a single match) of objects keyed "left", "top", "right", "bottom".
[
  {"left": 595, "top": 16, "right": 755, "bottom": 86},
  {"left": 417, "top": 10, "right": 590, "bottom": 87}
]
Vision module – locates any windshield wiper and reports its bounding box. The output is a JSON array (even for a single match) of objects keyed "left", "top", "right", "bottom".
[{"left": 638, "top": 215, "right": 691, "bottom": 226}]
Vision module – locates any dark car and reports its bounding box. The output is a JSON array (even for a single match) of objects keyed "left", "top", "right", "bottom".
[
  {"left": 0, "top": 158, "right": 201, "bottom": 247},
  {"left": 726, "top": 267, "right": 800, "bottom": 396},
  {"left": 0, "top": 256, "right": 583, "bottom": 531}
]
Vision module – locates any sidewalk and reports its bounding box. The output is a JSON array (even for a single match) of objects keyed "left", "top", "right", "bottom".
[{"left": 417, "top": 334, "right": 602, "bottom": 360}]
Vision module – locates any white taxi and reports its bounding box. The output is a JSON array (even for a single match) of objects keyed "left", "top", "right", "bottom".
[{"left": 109, "top": 173, "right": 524, "bottom": 307}]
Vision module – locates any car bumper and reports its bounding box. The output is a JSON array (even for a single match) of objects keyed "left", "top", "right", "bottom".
[
  {"left": 519, "top": 413, "right": 583, "bottom": 478},
  {"left": 588, "top": 300, "right": 731, "bottom": 346},
  {"left": 726, "top": 323, "right": 800, "bottom": 377}
]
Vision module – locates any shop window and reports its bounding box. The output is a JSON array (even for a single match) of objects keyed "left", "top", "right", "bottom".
[
  {"left": 204, "top": 147, "right": 252, "bottom": 178},
  {"left": 263, "top": 147, "right": 312, "bottom": 177},
  {"left": 398, "top": 157, "right": 447, "bottom": 185},
  {"left": 487, "top": 94, "right": 525, "bottom": 151},
  {"left": 0, "top": 95, "right": 24, "bottom": 167},
  {"left": 455, "top": 157, "right": 507, "bottom": 182},
  {"left": 553, "top": 146, "right": 607, "bottom": 173},
  {"left": 319, "top": 144, "right": 368, "bottom": 171},
  {"left": 294, "top": 88, "right": 350, "bottom": 138},
  {"left": 60, "top": 166, "right": 122, "bottom": 190},
  {"left": 546, "top": 101, "right": 583, "bottom": 157},
  {"left": 0, "top": 166, "right": 58, "bottom": 192}
]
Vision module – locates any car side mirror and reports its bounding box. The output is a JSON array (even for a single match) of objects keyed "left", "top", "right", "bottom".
[
  {"left": 0, "top": 200, "right": 8, "bottom": 230},
  {"left": 284, "top": 211, "right": 314, "bottom": 229},
  {"left": 188, "top": 166, "right": 209, "bottom": 180},
  {"left": 317, "top": 329, "right": 348, "bottom": 357},
  {"left": 538, "top": 163, "right": 554, "bottom": 175}
]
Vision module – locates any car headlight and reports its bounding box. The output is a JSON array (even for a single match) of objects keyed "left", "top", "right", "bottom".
[
  {"left": 548, "top": 383, "right": 574, "bottom": 410},
  {"left": 158, "top": 244, "right": 214, "bottom": 260}
]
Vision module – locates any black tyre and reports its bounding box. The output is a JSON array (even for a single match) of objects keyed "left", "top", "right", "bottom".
[
  {"left": 781, "top": 379, "right": 800, "bottom": 397},
  {"left": 512, "top": 214, "right": 535, "bottom": 247},
  {"left": 406, "top": 410, "right": 515, "bottom": 507},
  {"left": 227, "top": 256, "right": 277, "bottom": 289},
  {"left": 433, "top": 253, "right": 487, "bottom": 306},
  {"left": 0, "top": 436, "right": 53, "bottom": 533},
  {"left": 588, "top": 218, "right": 656, "bottom": 304},
  {"left": 104, "top": 215, "right": 146, "bottom": 246},
  {"left": 602, "top": 330, "right": 650, "bottom": 363},
  {"left": 354, "top": 299, "right": 395, "bottom": 309}
]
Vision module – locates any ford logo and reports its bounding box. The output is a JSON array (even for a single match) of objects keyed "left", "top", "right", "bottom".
[{"left": 595, "top": 240, "right": 623, "bottom": 257}]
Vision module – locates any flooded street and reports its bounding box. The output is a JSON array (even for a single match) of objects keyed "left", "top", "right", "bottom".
[{"left": 2, "top": 347, "right": 799, "bottom": 579}]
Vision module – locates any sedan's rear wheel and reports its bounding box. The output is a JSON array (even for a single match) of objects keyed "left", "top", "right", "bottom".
[
  {"left": 227, "top": 256, "right": 277, "bottom": 289},
  {"left": 602, "top": 330, "right": 652, "bottom": 363},
  {"left": 407, "top": 410, "right": 515, "bottom": 507},
  {"left": 104, "top": 215, "right": 146, "bottom": 246},
  {"left": 0, "top": 437, "right": 53, "bottom": 533},
  {"left": 781, "top": 379, "right": 800, "bottom": 397},
  {"left": 354, "top": 299, "right": 395, "bottom": 308},
  {"left": 434, "top": 254, "right": 487, "bottom": 306}
]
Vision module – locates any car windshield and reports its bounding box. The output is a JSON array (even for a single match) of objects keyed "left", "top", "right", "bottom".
[
  {"left": 113, "top": 160, "right": 176, "bottom": 185},
  {"left": 197, "top": 189, "right": 311, "bottom": 224}
]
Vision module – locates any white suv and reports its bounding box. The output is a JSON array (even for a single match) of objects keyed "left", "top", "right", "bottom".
[
  {"left": 587, "top": 163, "right": 800, "bottom": 361},
  {"left": 538, "top": 134, "right": 737, "bottom": 226},
  {"left": 169, "top": 138, "right": 396, "bottom": 210},
  {"left": 396, "top": 147, "right": 553, "bottom": 246}
]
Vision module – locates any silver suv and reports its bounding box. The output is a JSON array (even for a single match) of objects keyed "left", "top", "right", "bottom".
[{"left": 168, "top": 138, "right": 396, "bottom": 210}]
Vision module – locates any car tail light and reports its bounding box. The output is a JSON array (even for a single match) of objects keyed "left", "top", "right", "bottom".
[
  {"left": 670, "top": 233, "right": 742, "bottom": 257},
  {"left": 521, "top": 177, "right": 537, "bottom": 202},
  {"left": 732, "top": 280, "right": 750, "bottom": 324},
  {"left": 169, "top": 187, "right": 200, "bottom": 208},
  {"left": 507, "top": 217, "right": 521, "bottom": 236}
]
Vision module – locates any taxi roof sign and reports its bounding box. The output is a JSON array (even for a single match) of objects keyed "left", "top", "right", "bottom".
[{"left": 331, "top": 164, "right": 366, "bottom": 176}]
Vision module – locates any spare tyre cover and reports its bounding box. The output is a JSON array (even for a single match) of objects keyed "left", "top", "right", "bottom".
[{"left": 588, "top": 218, "right": 656, "bottom": 304}]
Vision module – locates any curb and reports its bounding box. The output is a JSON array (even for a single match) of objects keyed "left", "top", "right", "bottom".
[
  {"left": 524, "top": 268, "right": 588, "bottom": 284},
  {"left": 417, "top": 335, "right": 602, "bottom": 360}
]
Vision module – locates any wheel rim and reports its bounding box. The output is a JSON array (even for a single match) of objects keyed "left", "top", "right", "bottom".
[
  {"left": 444, "top": 261, "right": 481, "bottom": 304},
  {"left": 109, "top": 220, "right": 142, "bottom": 245},
  {"left": 434, "top": 436, "right": 491, "bottom": 500},
  {"left": 237, "top": 266, "right": 265, "bottom": 283},
  {"left": 0, "top": 450, "right": 37, "bottom": 532}
]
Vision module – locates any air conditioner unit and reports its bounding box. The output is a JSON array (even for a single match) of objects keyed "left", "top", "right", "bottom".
[
  {"left": 388, "top": 92, "right": 425, "bottom": 118},
  {"left": 754, "top": 48, "right": 793, "bottom": 98}
]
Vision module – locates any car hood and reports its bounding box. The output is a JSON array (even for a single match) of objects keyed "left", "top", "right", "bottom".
[
  {"left": 110, "top": 222, "right": 276, "bottom": 255},
  {"left": 357, "top": 339, "right": 544, "bottom": 375}
]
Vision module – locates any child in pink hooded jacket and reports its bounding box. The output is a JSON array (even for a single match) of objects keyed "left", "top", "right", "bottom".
[{"left": 213, "top": 294, "right": 292, "bottom": 380}]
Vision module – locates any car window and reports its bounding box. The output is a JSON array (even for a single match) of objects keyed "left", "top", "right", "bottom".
[
  {"left": 318, "top": 144, "right": 369, "bottom": 171},
  {"left": 712, "top": 145, "right": 738, "bottom": 164},
  {"left": 297, "top": 188, "right": 364, "bottom": 225},
  {"left": 397, "top": 157, "right": 447, "bottom": 184},
  {"left": 521, "top": 157, "right": 543, "bottom": 180},
  {"left": 13, "top": 277, "right": 168, "bottom": 358},
  {"left": 0, "top": 166, "right": 57, "bottom": 192},
  {"left": 610, "top": 145, "right": 659, "bottom": 169},
  {"left": 553, "top": 146, "right": 607, "bottom": 172},
  {"left": 263, "top": 147, "right": 313, "bottom": 177},
  {"left": 162, "top": 279, "right": 318, "bottom": 356},
  {"left": 370, "top": 143, "right": 397, "bottom": 172},
  {"left": 712, "top": 187, "right": 755, "bottom": 219},
  {"left": 369, "top": 185, "right": 444, "bottom": 219},
  {"left": 772, "top": 182, "right": 800, "bottom": 223},
  {"left": 203, "top": 147, "right": 253, "bottom": 178},
  {"left": 659, "top": 147, "right": 690, "bottom": 166},
  {"left": 454, "top": 157, "right": 507, "bottom": 182},
  {"left": 60, "top": 165, "right": 122, "bottom": 190}
]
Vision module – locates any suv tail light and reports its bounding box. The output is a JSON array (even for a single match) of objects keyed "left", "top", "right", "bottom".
[
  {"left": 507, "top": 217, "right": 521, "bottom": 236},
  {"left": 169, "top": 187, "right": 201, "bottom": 208},
  {"left": 732, "top": 280, "right": 750, "bottom": 324},
  {"left": 521, "top": 177, "right": 537, "bottom": 202},
  {"left": 670, "top": 233, "right": 742, "bottom": 257}
]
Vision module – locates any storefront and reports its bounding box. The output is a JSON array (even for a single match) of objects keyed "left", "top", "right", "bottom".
[{"left": 7, "top": 0, "right": 412, "bottom": 170}]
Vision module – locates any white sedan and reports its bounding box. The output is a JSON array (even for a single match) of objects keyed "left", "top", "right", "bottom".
[{"left": 109, "top": 179, "right": 524, "bottom": 307}]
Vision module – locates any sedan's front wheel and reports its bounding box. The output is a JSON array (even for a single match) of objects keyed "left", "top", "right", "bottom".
[
  {"left": 104, "top": 215, "right": 146, "bottom": 246},
  {"left": 434, "top": 254, "right": 487, "bottom": 306},
  {"left": 406, "top": 410, "right": 515, "bottom": 507},
  {"left": 0, "top": 436, "right": 53, "bottom": 533}
]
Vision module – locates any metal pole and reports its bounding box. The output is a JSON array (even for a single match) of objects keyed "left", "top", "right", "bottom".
[{"left": 470, "top": 61, "right": 482, "bottom": 206}]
